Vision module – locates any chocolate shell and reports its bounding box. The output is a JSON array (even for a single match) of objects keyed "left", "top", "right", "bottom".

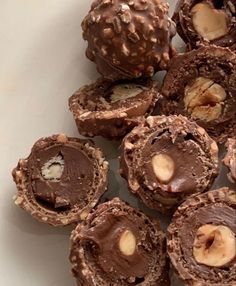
[
  {"left": 70, "top": 197, "right": 169, "bottom": 286},
  {"left": 12, "top": 134, "right": 108, "bottom": 226},
  {"left": 120, "top": 115, "right": 219, "bottom": 213},
  {"left": 167, "top": 187, "right": 236, "bottom": 286},
  {"left": 81, "top": 0, "right": 176, "bottom": 80},
  {"left": 160, "top": 46, "right": 236, "bottom": 143},
  {"left": 69, "top": 78, "right": 160, "bottom": 139},
  {"left": 223, "top": 138, "right": 236, "bottom": 183},
  {"left": 173, "top": 0, "right": 236, "bottom": 50}
]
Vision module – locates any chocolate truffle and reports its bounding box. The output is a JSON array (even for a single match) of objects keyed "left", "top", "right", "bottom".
[
  {"left": 223, "top": 138, "right": 236, "bottom": 183},
  {"left": 70, "top": 197, "right": 169, "bottom": 286},
  {"left": 120, "top": 115, "right": 219, "bottom": 213},
  {"left": 173, "top": 0, "right": 236, "bottom": 50},
  {"left": 160, "top": 46, "right": 236, "bottom": 143},
  {"left": 81, "top": 0, "right": 176, "bottom": 80},
  {"left": 12, "top": 134, "right": 108, "bottom": 226},
  {"left": 69, "top": 78, "right": 160, "bottom": 139},
  {"left": 167, "top": 187, "right": 236, "bottom": 286}
]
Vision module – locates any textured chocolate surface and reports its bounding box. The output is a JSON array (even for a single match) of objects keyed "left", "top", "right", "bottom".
[
  {"left": 81, "top": 0, "right": 176, "bottom": 80},
  {"left": 69, "top": 78, "right": 160, "bottom": 139},
  {"left": 223, "top": 138, "right": 236, "bottom": 182},
  {"left": 167, "top": 188, "right": 236, "bottom": 286},
  {"left": 70, "top": 197, "right": 169, "bottom": 286},
  {"left": 160, "top": 46, "right": 236, "bottom": 143},
  {"left": 12, "top": 134, "right": 108, "bottom": 226},
  {"left": 173, "top": 0, "right": 236, "bottom": 50},
  {"left": 120, "top": 115, "right": 218, "bottom": 213}
]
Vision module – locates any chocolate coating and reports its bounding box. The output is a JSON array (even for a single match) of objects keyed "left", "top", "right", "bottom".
[
  {"left": 223, "top": 138, "right": 236, "bottom": 182},
  {"left": 167, "top": 188, "right": 236, "bottom": 285},
  {"left": 69, "top": 78, "right": 160, "bottom": 139},
  {"left": 81, "top": 0, "right": 176, "bottom": 80},
  {"left": 70, "top": 197, "right": 169, "bottom": 286},
  {"left": 160, "top": 46, "right": 236, "bottom": 143},
  {"left": 12, "top": 134, "right": 108, "bottom": 226},
  {"left": 120, "top": 115, "right": 218, "bottom": 213},
  {"left": 173, "top": 0, "right": 236, "bottom": 50}
]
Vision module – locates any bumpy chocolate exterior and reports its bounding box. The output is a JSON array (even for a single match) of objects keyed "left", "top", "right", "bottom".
[
  {"left": 12, "top": 134, "right": 108, "bottom": 226},
  {"left": 167, "top": 188, "right": 236, "bottom": 286},
  {"left": 120, "top": 115, "right": 218, "bottom": 213},
  {"left": 69, "top": 78, "right": 160, "bottom": 139},
  {"left": 160, "top": 46, "right": 236, "bottom": 143},
  {"left": 173, "top": 0, "right": 236, "bottom": 50},
  {"left": 223, "top": 138, "right": 236, "bottom": 182},
  {"left": 82, "top": 0, "right": 176, "bottom": 80},
  {"left": 70, "top": 197, "right": 169, "bottom": 286}
]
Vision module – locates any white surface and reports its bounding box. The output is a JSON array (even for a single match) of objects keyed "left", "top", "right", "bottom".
[{"left": 0, "top": 1, "right": 234, "bottom": 285}]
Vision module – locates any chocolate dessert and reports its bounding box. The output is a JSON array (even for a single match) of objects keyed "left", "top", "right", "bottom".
[
  {"left": 12, "top": 134, "right": 108, "bottom": 226},
  {"left": 69, "top": 78, "right": 160, "bottom": 139},
  {"left": 81, "top": 0, "right": 176, "bottom": 80},
  {"left": 120, "top": 115, "right": 219, "bottom": 213},
  {"left": 223, "top": 138, "right": 236, "bottom": 183},
  {"left": 160, "top": 46, "right": 236, "bottom": 143},
  {"left": 167, "top": 187, "right": 236, "bottom": 286},
  {"left": 70, "top": 197, "right": 169, "bottom": 286},
  {"left": 173, "top": 0, "right": 236, "bottom": 50}
]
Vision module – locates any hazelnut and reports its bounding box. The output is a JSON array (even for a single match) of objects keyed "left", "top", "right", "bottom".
[
  {"left": 151, "top": 154, "right": 175, "bottom": 183},
  {"left": 191, "top": 3, "right": 229, "bottom": 41},
  {"left": 41, "top": 155, "right": 64, "bottom": 181},
  {"left": 193, "top": 224, "right": 236, "bottom": 267},
  {"left": 184, "top": 77, "right": 227, "bottom": 122},
  {"left": 119, "top": 229, "right": 136, "bottom": 256},
  {"left": 110, "top": 83, "right": 145, "bottom": 103}
]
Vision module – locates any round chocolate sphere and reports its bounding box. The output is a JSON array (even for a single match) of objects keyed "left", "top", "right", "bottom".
[{"left": 82, "top": 0, "right": 176, "bottom": 80}]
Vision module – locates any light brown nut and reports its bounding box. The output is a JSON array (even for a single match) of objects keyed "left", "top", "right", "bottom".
[
  {"left": 191, "top": 3, "right": 229, "bottom": 41},
  {"left": 184, "top": 77, "right": 227, "bottom": 122},
  {"left": 41, "top": 155, "right": 64, "bottom": 181},
  {"left": 110, "top": 83, "right": 146, "bottom": 102},
  {"left": 193, "top": 224, "right": 236, "bottom": 267},
  {"left": 151, "top": 154, "right": 175, "bottom": 183},
  {"left": 119, "top": 229, "right": 136, "bottom": 256}
]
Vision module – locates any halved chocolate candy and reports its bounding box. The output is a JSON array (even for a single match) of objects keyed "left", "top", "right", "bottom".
[
  {"left": 223, "top": 138, "right": 236, "bottom": 182},
  {"left": 120, "top": 115, "right": 218, "bottom": 213},
  {"left": 70, "top": 198, "right": 169, "bottom": 286},
  {"left": 167, "top": 188, "right": 236, "bottom": 285},
  {"left": 173, "top": 0, "right": 236, "bottom": 50},
  {"left": 69, "top": 78, "right": 160, "bottom": 139},
  {"left": 12, "top": 134, "right": 108, "bottom": 226},
  {"left": 160, "top": 46, "right": 236, "bottom": 143}
]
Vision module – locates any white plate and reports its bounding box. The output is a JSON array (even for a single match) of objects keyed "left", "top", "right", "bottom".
[{"left": 0, "top": 1, "right": 234, "bottom": 285}]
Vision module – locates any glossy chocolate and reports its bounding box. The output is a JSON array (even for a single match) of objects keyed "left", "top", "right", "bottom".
[{"left": 223, "top": 138, "right": 236, "bottom": 182}]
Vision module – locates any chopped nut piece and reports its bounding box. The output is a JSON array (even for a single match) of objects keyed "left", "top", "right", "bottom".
[
  {"left": 193, "top": 224, "right": 236, "bottom": 267},
  {"left": 119, "top": 229, "right": 136, "bottom": 256},
  {"left": 184, "top": 77, "right": 227, "bottom": 122},
  {"left": 191, "top": 3, "right": 229, "bottom": 41},
  {"left": 152, "top": 154, "right": 175, "bottom": 183},
  {"left": 41, "top": 155, "right": 64, "bottom": 181}
]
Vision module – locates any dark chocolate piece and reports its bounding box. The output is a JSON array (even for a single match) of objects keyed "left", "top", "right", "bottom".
[
  {"left": 223, "top": 138, "right": 236, "bottom": 182},
  {"left": 167, "top": 188, "right": 236, "bottom": 286},
  {"left": 173, "top": 0, "right": 236, "bottom": 50},
  {"left": 70, "top": 197, "right": 169, "bottom": 286},
  {"left": 81, "top": 0, "right": 176, "bottom": 80},
  {"left": 69, "top": 78, "right": 160, "bottom": 139},
  {"left": 160, "top": 46, "right": 236, "bottom": 143},
  {"left": 120, "top": 115, "right": 218, "bottom": 213},
  {"left": 12, "top": 134, "right": 108, "bottom": 226}
]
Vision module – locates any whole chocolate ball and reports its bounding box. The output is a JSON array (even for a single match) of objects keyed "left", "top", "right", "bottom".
[{"left": 82, "top": 0, "right": 176, "bottom": 80}]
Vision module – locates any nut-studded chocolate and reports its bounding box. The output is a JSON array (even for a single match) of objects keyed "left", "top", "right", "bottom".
[
  {"left": 223, "top": 138, "right": 236, "bottom": 183},
  {"left": 160, "top": 46, "right": 236, "bottom": 143},
  {"left": 120, "top": 115, "right": 218, "bottom": 213},
  {"left": 12, "top": 134, "right": 108, "bottom": 226},
  {"left": 70, "top": 197, "right": 169, "bottom": 286},
  {"left": 173, "top": 0, "right": 236, "bottom": 50},
  {"left": 167, "top": 188, "right": 236, "bottom": 286},
  {"left": 81, "top": 0, "right": 176, "bottom": 80},
  {"left": 69, "top": 78, "right": 160, "bottom": 139}
]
